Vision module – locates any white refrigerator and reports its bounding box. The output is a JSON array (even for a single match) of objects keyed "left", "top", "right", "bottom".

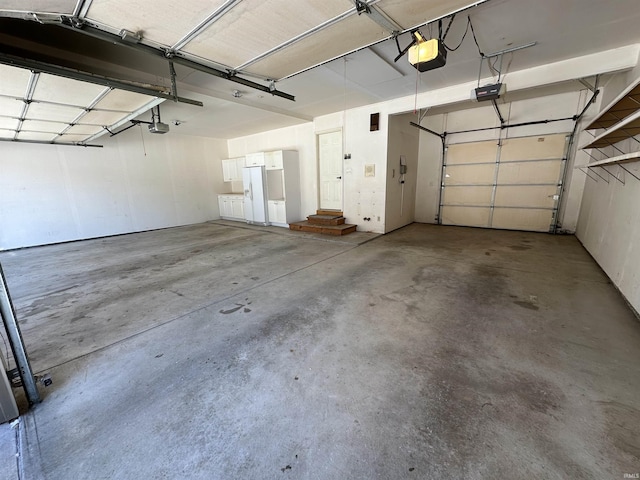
[{"left": 243, "top": 165, "right": 269, "bottom": 226}]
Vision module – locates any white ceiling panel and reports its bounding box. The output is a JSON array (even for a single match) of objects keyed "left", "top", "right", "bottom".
[
  {"left": 0, "top": 129, "right": 14, "bottom": 139},
  {"left": 32, "top": 74, "right": 108, "bottom": 106},
  {"left": 16, "top": 131, "right": 58, "bottom": 142},
  {"left": 325, "top": 48, "right": 403, "bottom": 87},
  {"left": 21, "top": 119, "right": 67, "bottom": 134},
  {"left": 0, "top": 64, "right": 30, "bottom": 98},
  {"left": 378, "top": 0, "right": 484, "bottom": 31},
  {"left": 94, "top": 89, "right": 154, "bottom": 112},
  {"left": 25, "top": 103, "right": 85, "bottom": 122},
  {"left": 246, "top": 14, "right": 389, "bottom": 79},
  {"left": 85, "top": 0, "right": 229, "bottom": 46},
  {"left": 0, "top": 96, "right": 24, "bottom": 117},
  {"left": 80, "top": 110, "right": 132, "bottom": 125},
  {"left": 182, "top": 0, "right": 352, "bottom": 69},
  {"left": 0, "top": 117, "right": 18, "bottom": 130},
  {"left": 0, "top": 1, "right": 76, "bottom": 14},
  {"left": 65, "top": 124, "right": 104, "bottom": 135}
]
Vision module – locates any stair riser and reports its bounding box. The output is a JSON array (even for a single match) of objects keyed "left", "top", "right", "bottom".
[
  {"left": 289, "top": 224, "right": 356, "bottom": 236},
  {"left": 307, "top": 217, "right": 345, "bottom": 226},
  {"left": 316, "top": 210, "right": 343, "bottom": 216}
]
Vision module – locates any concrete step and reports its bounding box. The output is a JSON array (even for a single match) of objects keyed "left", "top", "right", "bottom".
[
  {"left": 316, "top": 209, "right": 343, "bottom": 216},
  {"left": 307, "top": 214, "right": 345, "bottom": 226},
  {"left": 289, "top": 221, "right": 357, "bottom": 236}
]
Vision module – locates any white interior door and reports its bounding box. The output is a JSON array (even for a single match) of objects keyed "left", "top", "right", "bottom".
[{"left": 318, "top": 131, "right": 343, "bottom": 211}]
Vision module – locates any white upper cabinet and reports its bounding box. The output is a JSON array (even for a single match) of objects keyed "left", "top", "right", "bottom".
[
  {"left": 264, "top": 151, "right": 284, "bottom": 170},
  {"left": 245, "top": 152, "right": 265, "bottom": 167},
  {"left": 221, "top": 157, "right": 246, "bottom": 182}
]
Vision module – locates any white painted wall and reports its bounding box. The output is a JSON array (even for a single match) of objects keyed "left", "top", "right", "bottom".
[
  {"left": 576, "top": 63, "right": 640, "bottom": 314},
  {"left": 385, "top": 113, "right": 419, "bottom": 233},
  {"left": 0, "top": 128, "right": 227, "bottom": 250}
]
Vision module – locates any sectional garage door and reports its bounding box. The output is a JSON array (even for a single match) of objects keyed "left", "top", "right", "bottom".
[{"left": 440, "top": 134, "right": 569, "bottom": 232}]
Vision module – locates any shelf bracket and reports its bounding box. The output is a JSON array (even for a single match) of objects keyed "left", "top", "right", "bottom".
[
  {"left": 588, "top": 166, "right": 609, "bottom": 183},
  {"left": 578, "top": 167, "right": 599, "bottom": 182},
  {"left": 601, "top": 165, "right": 624, "bottom": 184},
  {"left": 619, "top": 164, "right": 640, "bottom": 182}
]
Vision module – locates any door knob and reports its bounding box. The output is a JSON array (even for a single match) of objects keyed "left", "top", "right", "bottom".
[{"left": 336, "top": 176, "right": 342, "bottom": 179}]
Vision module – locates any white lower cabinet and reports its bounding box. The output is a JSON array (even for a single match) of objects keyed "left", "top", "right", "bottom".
[
  {"left": 268, "top": 200, "right": 287, "bottom": 226},
  {"left": 218, "top": 194, "right": 244, "bottom": 221}
]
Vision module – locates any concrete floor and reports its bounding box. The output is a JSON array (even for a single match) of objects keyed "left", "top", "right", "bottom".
[{"left": 1, "top": 222, "right": 639, "bottom": 479}]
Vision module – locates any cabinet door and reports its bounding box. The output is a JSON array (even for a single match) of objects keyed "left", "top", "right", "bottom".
[
  {"left": 245, "top": 153, "right": 265, "bottom": 166},
  {"left": 222, "top": 160, "right": 234, "bottom": 182},
  {"left": 231, "top": 198, "right": 244, "bottom": 218},
  {"left": 235, "top": 157, "right": 246, "bottom": 177},
  {"left": 265, "top": 151, "right": 283, "bottom": 170},
  {"left": 223, "top": 198, "right": 234, "bottom": 217},
  {"left": 218, "top": 196, "right": 226, "bottom": 217},
  {"left": 269, "top": 200, "right": 287, "bottom": 224}
]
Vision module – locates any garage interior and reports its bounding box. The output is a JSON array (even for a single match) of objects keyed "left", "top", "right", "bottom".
[{"left": 0, "top": 0, "right": 639, "bottom": 478}]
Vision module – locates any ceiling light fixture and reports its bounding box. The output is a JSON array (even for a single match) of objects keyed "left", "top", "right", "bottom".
[{"left": 408, "top": 35, "right": 447, "bottom": 72}]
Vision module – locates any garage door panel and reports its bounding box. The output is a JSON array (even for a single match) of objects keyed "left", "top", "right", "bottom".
[
  {"left": 444, "top": 164, "right": 495, "bottom": 185},
  {"left": 494, "top": 185, "right": 557, "bottom": 208},
  {"left": 441, "top": 206, "right": 490, "bottom": 227},
  {"left": 442, "top": 186, "right": 492, "bottom": 206},
  {"left": 446, "top": 141, "right": 497, "bottom": 165},
  {"left": 441, "top": 133, "right": 568, "bottom": 232},
  {"left": 497, "top": 160, "right": 562, "bottom": 184},
  {"left": 492, "top": 208, "right": 552, "bottom": 232},
  {"left": 500, "top": 134, "right": 567, "bottom": 161}
]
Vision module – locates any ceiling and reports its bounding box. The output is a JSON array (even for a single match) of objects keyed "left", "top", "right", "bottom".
[{"left": 1, "top": 0, "right": 640, "bottom": 142}]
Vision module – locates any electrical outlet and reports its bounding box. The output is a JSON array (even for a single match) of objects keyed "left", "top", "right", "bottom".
[{"left": 365, "top": 164, "right": 375, "bottom": 177}]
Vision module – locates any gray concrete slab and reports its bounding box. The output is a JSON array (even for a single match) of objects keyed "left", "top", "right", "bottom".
[
  {"left": 1, "top": 223, "right": 639, "bottom": 479},
  {"left": 0, "top": 420, "right": 18, "bottom": 480}
]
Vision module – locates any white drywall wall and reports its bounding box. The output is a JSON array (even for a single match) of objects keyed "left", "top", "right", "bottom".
[
  {"left": 0, "top": 128, "right": 228, "bottom": 250},
  {"left": 385, "top": 113, "right": 419, "bottom": 233},
  {"left": 576, "top": 64, "right": 640, "bottom": 314}
]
